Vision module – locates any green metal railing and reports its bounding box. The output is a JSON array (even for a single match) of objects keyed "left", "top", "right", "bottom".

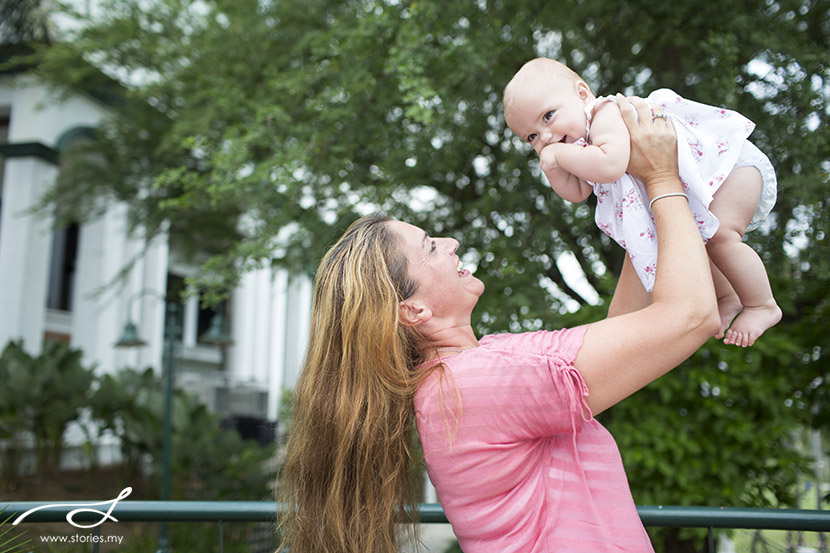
[{"left": 4, "top": 500, "right": 830, "bottom": 551}]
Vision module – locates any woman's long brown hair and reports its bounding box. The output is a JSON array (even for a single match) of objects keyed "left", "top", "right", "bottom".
[{"left": 278, "top": 214, "right": 433, "bottom": 553}]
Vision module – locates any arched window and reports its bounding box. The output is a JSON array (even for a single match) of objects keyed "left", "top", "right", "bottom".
[{"left": 44, "top": 127, "right": 97, "bottom": 312}]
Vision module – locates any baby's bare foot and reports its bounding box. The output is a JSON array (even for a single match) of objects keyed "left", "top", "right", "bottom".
[
  {"left": 723, "top": 302, "right": 782, "bottom": 347},
  {"left": 716, "top": 295, "right": 742, "bottom": 340}
]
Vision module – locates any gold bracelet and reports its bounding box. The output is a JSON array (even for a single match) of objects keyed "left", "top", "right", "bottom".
[{"left": 648, "top": 192, "right": 688, "bottom": 211}]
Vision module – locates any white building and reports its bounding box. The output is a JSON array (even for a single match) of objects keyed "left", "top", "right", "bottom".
[{"left": 0, "top": 67, "right": 312, "bottom": 451}]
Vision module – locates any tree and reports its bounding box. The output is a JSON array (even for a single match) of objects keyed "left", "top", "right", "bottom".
[
  {"left": 1, "top": 0, "right": 52, "bottom": 52},
  {"left": 12, "top": 0, "right": 830, "bottom": 550}
]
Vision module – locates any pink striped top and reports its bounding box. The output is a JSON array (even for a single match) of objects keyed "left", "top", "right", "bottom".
[{"left": 414, "top": 327, "right": 654, "bottom": 552}]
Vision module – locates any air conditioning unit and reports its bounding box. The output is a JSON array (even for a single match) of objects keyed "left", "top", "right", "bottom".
[
  {"left": 177, "top": 373, "right": 222, "bottom": 410},
  {"left": 214, "top": 386, "right": 269, "bottom": 418}
]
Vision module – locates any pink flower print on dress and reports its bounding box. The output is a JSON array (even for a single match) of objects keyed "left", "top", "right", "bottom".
[
  {"left": 639, "top": 227, "right": 656, "bottom": 241},
  {"left": 621, "top": 188, "right": 642, "bottom": 211},
  {"left": 687, "top": 139, "right": 704, "bottom": 160},
  {"left": 643, "top": 263, "right": 657, "bottom": 276},
  {"left": 717, "top": 108, "right": 729, "bottom": 119},
  {"left": 693, "top": 212, "right": 706, "bottom": 230},
  {"left": 595, "top": 184, "right": 609, "bottom": 203},
  {"left": 685, "top": 114, "right": 700, "bottom": 128},
  {"left": 614, "top": 202, "right": 624, "bottom": 221},
  {"left": 715, "top": 138, "right": 728, "bottom": 157},
  {"left": 598, "top": 222, "right": 612, "bottom": 237}
]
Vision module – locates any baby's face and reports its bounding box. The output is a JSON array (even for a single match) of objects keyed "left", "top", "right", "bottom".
[{"left": 505, "top": 72, "right": 593, "bottom": 156}]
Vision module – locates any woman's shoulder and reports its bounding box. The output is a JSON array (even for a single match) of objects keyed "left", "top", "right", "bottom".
[{"left": 479, "top": 326, "right": 588, "bottom": 361}]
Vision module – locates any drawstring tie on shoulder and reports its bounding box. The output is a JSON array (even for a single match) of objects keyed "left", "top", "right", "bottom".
[{"left": 549, "top": 359, "right": 594, "bottom": 482}]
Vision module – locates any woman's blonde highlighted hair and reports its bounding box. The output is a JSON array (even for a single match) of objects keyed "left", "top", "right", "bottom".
[{"left": 278, "top": 214, "right": 433, "bottom": 553}]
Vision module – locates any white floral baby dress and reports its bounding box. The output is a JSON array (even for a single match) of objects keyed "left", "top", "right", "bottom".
[{"left": 587, "top": 89, "right": 776, "bottom": 291}]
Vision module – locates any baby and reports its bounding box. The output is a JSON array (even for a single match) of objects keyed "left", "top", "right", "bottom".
[{"left": 503, "top": 58, "right": 781, "bottom": 347}]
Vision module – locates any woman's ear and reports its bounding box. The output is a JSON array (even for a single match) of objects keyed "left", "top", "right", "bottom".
[{"left": 398, "top": 299, "right": 432, "bottom": 327}]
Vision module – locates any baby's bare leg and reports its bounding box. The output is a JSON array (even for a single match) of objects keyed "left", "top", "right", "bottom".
[
  {"left": 710, "top": 261, "right": 741, "bottom": 340},
  {"left": 707, "top": 166, "right": 781, "bottom": 347}
]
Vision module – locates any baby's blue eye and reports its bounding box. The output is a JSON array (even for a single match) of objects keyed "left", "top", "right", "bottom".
[
  {"left": 543, "top": 111, "right": 553, "bottom": 122},
  {"left": 527, "top": 133, "right": 537, "bottom": 143}
]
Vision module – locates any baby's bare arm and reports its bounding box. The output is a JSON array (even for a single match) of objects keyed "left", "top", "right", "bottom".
[
  {"left": 551, "top": 101, "right": 631, "bottom": 185},
  {"left": 539, "top": 152, "right": 593, "bottom": 202}
]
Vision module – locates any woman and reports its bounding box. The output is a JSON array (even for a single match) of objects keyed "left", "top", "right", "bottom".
[{"left": 278, "top": 97, "right": 720, "bottom": 553}]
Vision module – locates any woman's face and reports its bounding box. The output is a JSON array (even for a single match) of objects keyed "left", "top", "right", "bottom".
[{"left": 388, "top": 220, "right": 484, "bottom": 320}]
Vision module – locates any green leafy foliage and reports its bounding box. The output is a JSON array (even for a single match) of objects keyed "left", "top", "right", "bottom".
[
  {"left": 0, "top": 340, "right": 95, "bottom": 478},
  {"left": 0, "top": 508, "right": 31, "bottom": 553},
  {"left": 90, "top": 367, "right": 273, "bottom": 500}
]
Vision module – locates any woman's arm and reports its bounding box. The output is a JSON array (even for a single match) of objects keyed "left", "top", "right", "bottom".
[
  {"left": 606, "top": 255, "right": 651, "bottom": 318},
  {"left": 573, "top": 96, "right": 720, "bottom": 416}
]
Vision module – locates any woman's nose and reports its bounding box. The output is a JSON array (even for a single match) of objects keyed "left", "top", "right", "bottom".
[{"left": 442, "top": 237, "right": 459, "bottom": 252}]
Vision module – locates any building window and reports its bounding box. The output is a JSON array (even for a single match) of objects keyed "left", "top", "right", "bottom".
[
  {"left": 166, "top": 272, "right": 228, "bottom": 345},
  {"left": 197, "top": 298, "right": 228, "bottom": 344},
  {"left": 46, "top": 222, "right": 79, "bottom": 311}
]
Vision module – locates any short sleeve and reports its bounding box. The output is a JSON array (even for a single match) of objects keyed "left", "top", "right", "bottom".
[{"left": 415, "top": 327, "right": 591, "bottom": 445}]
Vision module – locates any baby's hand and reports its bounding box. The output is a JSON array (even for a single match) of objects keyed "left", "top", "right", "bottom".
[{"left": 539, "top": 144, "right": 561, "bottom": 174}]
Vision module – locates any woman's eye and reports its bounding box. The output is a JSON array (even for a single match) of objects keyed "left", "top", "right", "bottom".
[
  {"left": 527, "top": 133, "right": 537, "bottom": 143},
  {"left": 543, "top": 110, "right": 553, "bottom": 122}
]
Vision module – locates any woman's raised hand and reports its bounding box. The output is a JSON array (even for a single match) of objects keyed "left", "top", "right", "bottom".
[{"left": 616, "top": 94, "right": 681, "bottom": 198}]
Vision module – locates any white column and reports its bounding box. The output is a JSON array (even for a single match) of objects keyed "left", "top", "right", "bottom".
[
  {"left": 282, "top": 274, "right": 312, "bottom": 389},
  {"left": 136, "top": 229, "right": 169, "bottom": 373},
  {"left": 0, "top": 157, "right": 58, "bottom": 353},
  {"left": 267, "top": 269, "right": 289, "bottom": 420},
  {"left": 182, "top": 292, "right": 199, "bottom": 348},
  {"left": 230, "top": 269, "right": 257, "bottom": 383},
  {"left": 252, "top": 267, "right": 272, "bottom": 383},
  {"left": 73, "top": 202, "right": 134, "bottom": 372},
  {"left": 230, "top": 265, "right": 273, "bottom": 384},
  {"left": 70, "top": 205, "right": 109, "bottom": 368},
  {"left": 93, "top": 215, "right": 169, "bottom": 377}
]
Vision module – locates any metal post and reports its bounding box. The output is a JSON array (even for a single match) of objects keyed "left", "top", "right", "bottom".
[{"left": 156, "top": 302, "right": 178, "bottom": 553}]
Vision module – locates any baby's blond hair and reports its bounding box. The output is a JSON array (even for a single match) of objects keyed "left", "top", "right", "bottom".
[{"left": 503, "top": 58, "right": 584, "bottom": 117}]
